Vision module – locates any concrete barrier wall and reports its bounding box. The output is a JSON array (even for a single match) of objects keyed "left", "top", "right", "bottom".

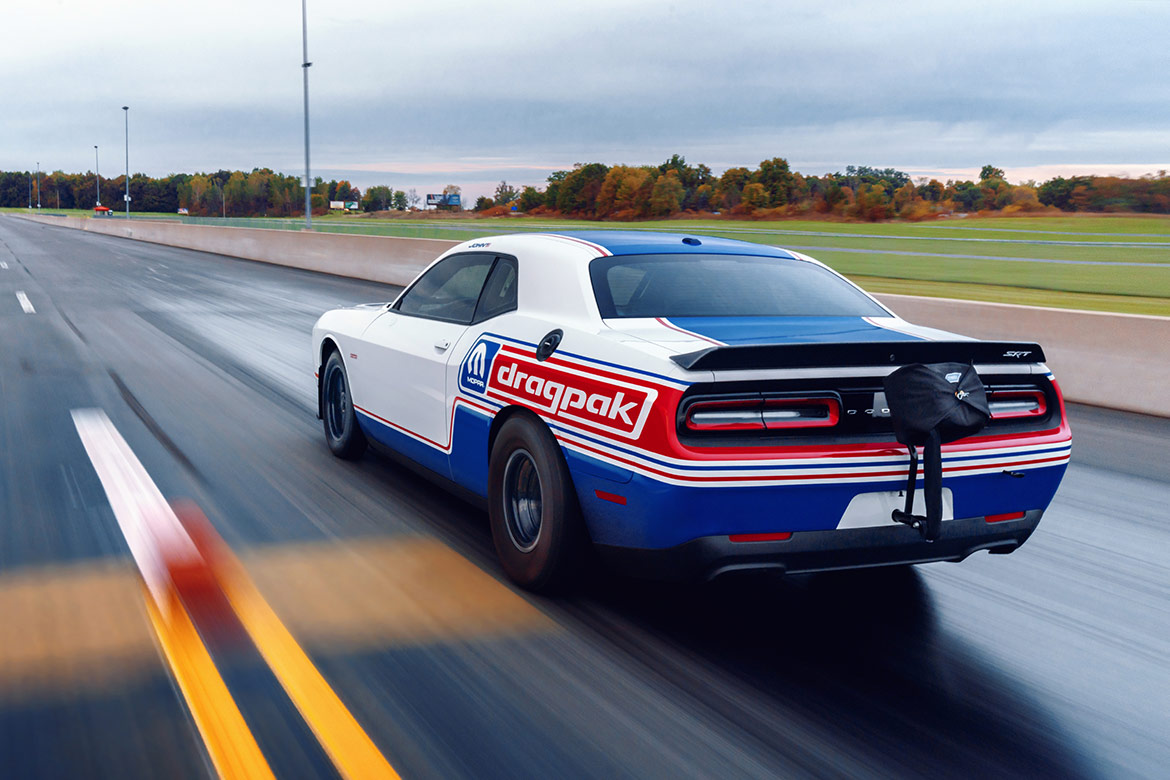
[
  {"left": 17, "top": 214, "right": 1170, "bottom": 416},
  {"left": 874, "top": 294, "right": 1170, "bottom": 417},
  {"left": 18, "top": 214, "right": 456, "bottom": 287}
]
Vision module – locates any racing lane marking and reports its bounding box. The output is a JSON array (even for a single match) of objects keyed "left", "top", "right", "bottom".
[
  {"left": 71, "top": 409, "right": 398, "bottom": 780},
  {"left": 16, "top": 290, "right": 35, "bottom": 313},
  {"left": 72, "top": 409, "right": 275, "bottom": 780},
  {"left": 143, "top": 586, "right": 277, "bottom": 780},
  {"left": 0, "top": 538, "right": 549, "bottom": 703},
  {"left": 1, "top": 261, "right": 9, "bottom": 269},
  {"left": 176, "top": 504, "right": 400, "bottom": 780}
]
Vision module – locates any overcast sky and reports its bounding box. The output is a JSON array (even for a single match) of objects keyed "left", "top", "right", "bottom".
[{"left": 2, "top": 0, "right": 1168, "bottom": 199}]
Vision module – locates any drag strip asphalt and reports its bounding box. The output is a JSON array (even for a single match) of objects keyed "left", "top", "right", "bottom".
[{"left": 0, "top": 215, "right": 1166, "bottom": 778}]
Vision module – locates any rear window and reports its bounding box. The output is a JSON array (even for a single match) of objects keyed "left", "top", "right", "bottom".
[{"left": 590, "top": 254, "right": 887, "bottom": 318}]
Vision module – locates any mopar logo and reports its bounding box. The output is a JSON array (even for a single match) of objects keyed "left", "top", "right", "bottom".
[{"left": 459, "top": 339, "right": 501, "bottom": 394}]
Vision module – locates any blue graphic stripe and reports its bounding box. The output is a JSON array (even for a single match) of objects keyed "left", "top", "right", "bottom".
[
  {"left": 552, "top": 230, "right": 798, "bottom": 259},
  {"left": 664, "top": 316, "right": 924, "bottom": 346}
]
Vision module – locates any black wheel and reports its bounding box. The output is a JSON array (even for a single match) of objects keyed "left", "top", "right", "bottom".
[
  {"left": 488, "top": 415, "right": 587, "bottom": 592},
  {"left": 321, "top": 350, "right": 367, "bottom": 459}
]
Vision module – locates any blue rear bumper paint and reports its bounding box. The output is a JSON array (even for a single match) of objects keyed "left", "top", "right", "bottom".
[
  {"left": 565, "top": 449, "right": 1067, "bottom": 550},
  {"left": 359, "top": 403, "right": 1066, "bottom": 558}
]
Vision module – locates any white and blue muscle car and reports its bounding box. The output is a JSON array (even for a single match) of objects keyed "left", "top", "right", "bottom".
[{"left": 312, "top": 232, "right": 1070, "bottom": 591}]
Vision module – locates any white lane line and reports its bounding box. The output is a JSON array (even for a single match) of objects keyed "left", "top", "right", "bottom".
[
  {"left": 15, "top": 290, "right": 35, "bottom": 314},
  {"left": 71, "top": 408, "right": 204, "bottom": 615}
]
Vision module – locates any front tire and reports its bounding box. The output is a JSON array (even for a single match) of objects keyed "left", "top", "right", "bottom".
[
  {"left": 489, "top": 415, "right": 587, "bottom": 592},
  {"left": 321, "top": 350, "right": 367, "bottom": 459}
]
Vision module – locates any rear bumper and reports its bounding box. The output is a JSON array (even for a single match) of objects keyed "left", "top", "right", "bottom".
[{"left": 595, "top": 510, "right": 1043, "bottom": 581}]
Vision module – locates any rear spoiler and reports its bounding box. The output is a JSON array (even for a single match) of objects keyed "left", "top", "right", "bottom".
[{"left": 669, "top": 340, "right": 1046, "bottom": 371}]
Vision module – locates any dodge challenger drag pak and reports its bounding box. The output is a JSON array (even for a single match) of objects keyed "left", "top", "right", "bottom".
[{"left": 312, "top": 232, "right": 1070, "bottom": 591}]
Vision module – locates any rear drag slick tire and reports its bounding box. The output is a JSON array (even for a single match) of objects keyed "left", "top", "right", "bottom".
[{"left": 488, "top": 415, "right": 587, "bottom": 592}]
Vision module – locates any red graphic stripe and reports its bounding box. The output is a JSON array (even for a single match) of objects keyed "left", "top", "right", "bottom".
[
  {"left": 544, "top": 234, "right": 612, "bottom": 256},
  {"left": 655, "top": 317, "right": 726, "bottom": 346},
  {"left": 355, "top": 396, "right": 498, "bottom": 452},
  {"left": 557, "top": 433, "right": 1068, "bottom": 484}
]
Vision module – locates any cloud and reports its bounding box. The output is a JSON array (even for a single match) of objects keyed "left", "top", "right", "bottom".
[{"left": 2, "top": 0, "right": 1168, "bottom": 198}]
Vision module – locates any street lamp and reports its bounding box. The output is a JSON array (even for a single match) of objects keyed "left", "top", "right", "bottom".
[
  {"left": 94, "top": 145, "right": 101, "bottom": 207},
  {"left": 36, "top": 162, "right": 41, "bottom": 209},
  {"left": 301, "top": 0, "right": 313, "bottom": 229},
  {"left": 123, "top": 106, "right": 130, "bottom": 217}
]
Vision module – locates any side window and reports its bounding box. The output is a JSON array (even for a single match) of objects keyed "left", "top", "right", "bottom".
[
  {"left": 395, "top": 253, "right": 495, "bottom": 324},
  {"left": 473, "top": 257, "right": 518, "bottom": 323}
]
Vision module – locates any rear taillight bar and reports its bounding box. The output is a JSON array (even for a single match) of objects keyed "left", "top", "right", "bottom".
[
  {"left": 988, "top": 389, "right": 1047, "bottom": 420},
  {"left": 684, "top": 395, "right": 841, "bottom": 432}
]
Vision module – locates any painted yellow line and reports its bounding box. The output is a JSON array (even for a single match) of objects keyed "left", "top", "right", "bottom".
[
  {"left": 72, "top": 409, "right": 274, "bottom": 779},
  {"left": 144, "top": 587, "right": 276, "bottom": 780},
  {"left": 73, "top": 408, "right": 397, "bottom": 778},
  {"left": 220, "top": 565, "right": 400, "bottom": 780}
]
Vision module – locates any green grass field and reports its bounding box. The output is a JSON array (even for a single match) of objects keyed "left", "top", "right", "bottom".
[{"left": 7, "top": 208, "right": 1168, "bottom": 315}]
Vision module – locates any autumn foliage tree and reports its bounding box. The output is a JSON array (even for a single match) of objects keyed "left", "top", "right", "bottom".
[{"left": 6, "top": 160, "right": 1169, "bottom": 222}]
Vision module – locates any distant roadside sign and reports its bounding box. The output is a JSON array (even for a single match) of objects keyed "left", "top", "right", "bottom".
[{"left": 426, "top": 193, "right": 461, "bottom": 208}]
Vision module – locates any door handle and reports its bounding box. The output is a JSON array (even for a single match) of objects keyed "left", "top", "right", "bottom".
[{"left": 434, "top": 338, "right": 450, "bottom": 351}]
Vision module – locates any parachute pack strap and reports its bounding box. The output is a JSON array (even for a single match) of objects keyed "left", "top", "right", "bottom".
[
  {"left": 901, "top": 445, "right": 918, "bottom": 516},
  {"left": 891, "top": 431, "right": 943, "bottom": 542},
  {"left": 923, "top": 427, "right": 943, "bottom": 542},
  {"left": 891, "top": 445, "right": 923, "bottom": 533}
]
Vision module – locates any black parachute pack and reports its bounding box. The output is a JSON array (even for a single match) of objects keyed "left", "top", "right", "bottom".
[{"left": 882, "top": 363, "right": 990, "bottom": 541}]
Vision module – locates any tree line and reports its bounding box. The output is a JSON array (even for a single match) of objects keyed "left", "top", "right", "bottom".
[
  {"left": 4, "top": 158, "right": 1169, "bottom": 220},
  {"left": 0, "top": 168, "right": 416, "bottom": 216},
  {"left": 474, "top": 157, "right": 1170, "bottom": 220}
]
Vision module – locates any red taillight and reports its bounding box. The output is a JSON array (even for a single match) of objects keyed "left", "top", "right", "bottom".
[
  {"left": 986, "top": 511, "right": 1026, "bottom": 523},
  {"left": 729, "top": 532, "right": 793, "bottom": 542},
  {"left": 989, "top": 390, "right": 1047, "bottom": 420},
  {"left": 762, "top": 397, "right": 840, "bottom": 429},
  {"left": 684, "top": 396, "right": 840, "bottom": 432},
  {"left": 684, "top": 398, "right": 767, "bottom": 431}
]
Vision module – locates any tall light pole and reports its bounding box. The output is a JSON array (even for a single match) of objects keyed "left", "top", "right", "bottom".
[
  {"left": 36, "top": 162, "right": 41, "bottom": 209},
  {"left": 123, "top": 106, "right": 130, "bottom": 217},
  {"left": 301, "top": 0, "right": 312, "bottom": 229},
  {"left": 94, "top": 145, "right": 101, "bottom": 206}
]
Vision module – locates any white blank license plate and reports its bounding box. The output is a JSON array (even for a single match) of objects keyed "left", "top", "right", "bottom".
[{"left": 837, "top": 488, "right": 955, "bottom": 530}]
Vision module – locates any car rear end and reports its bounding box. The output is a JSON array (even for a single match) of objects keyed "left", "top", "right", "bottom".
[
  {"left": 569, "top": 235, "right": 1071, "bottom": 580},
  {"left": 609, "top": 343, "right": 1069, "bottom": 579}
]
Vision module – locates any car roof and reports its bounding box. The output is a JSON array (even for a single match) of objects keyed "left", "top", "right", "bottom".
[
  {"left": 546, "top": 230, "right": 798, "bottom": 259},
  {"left": 443, "top": 231, "right": 800, "bottom": 264}
]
